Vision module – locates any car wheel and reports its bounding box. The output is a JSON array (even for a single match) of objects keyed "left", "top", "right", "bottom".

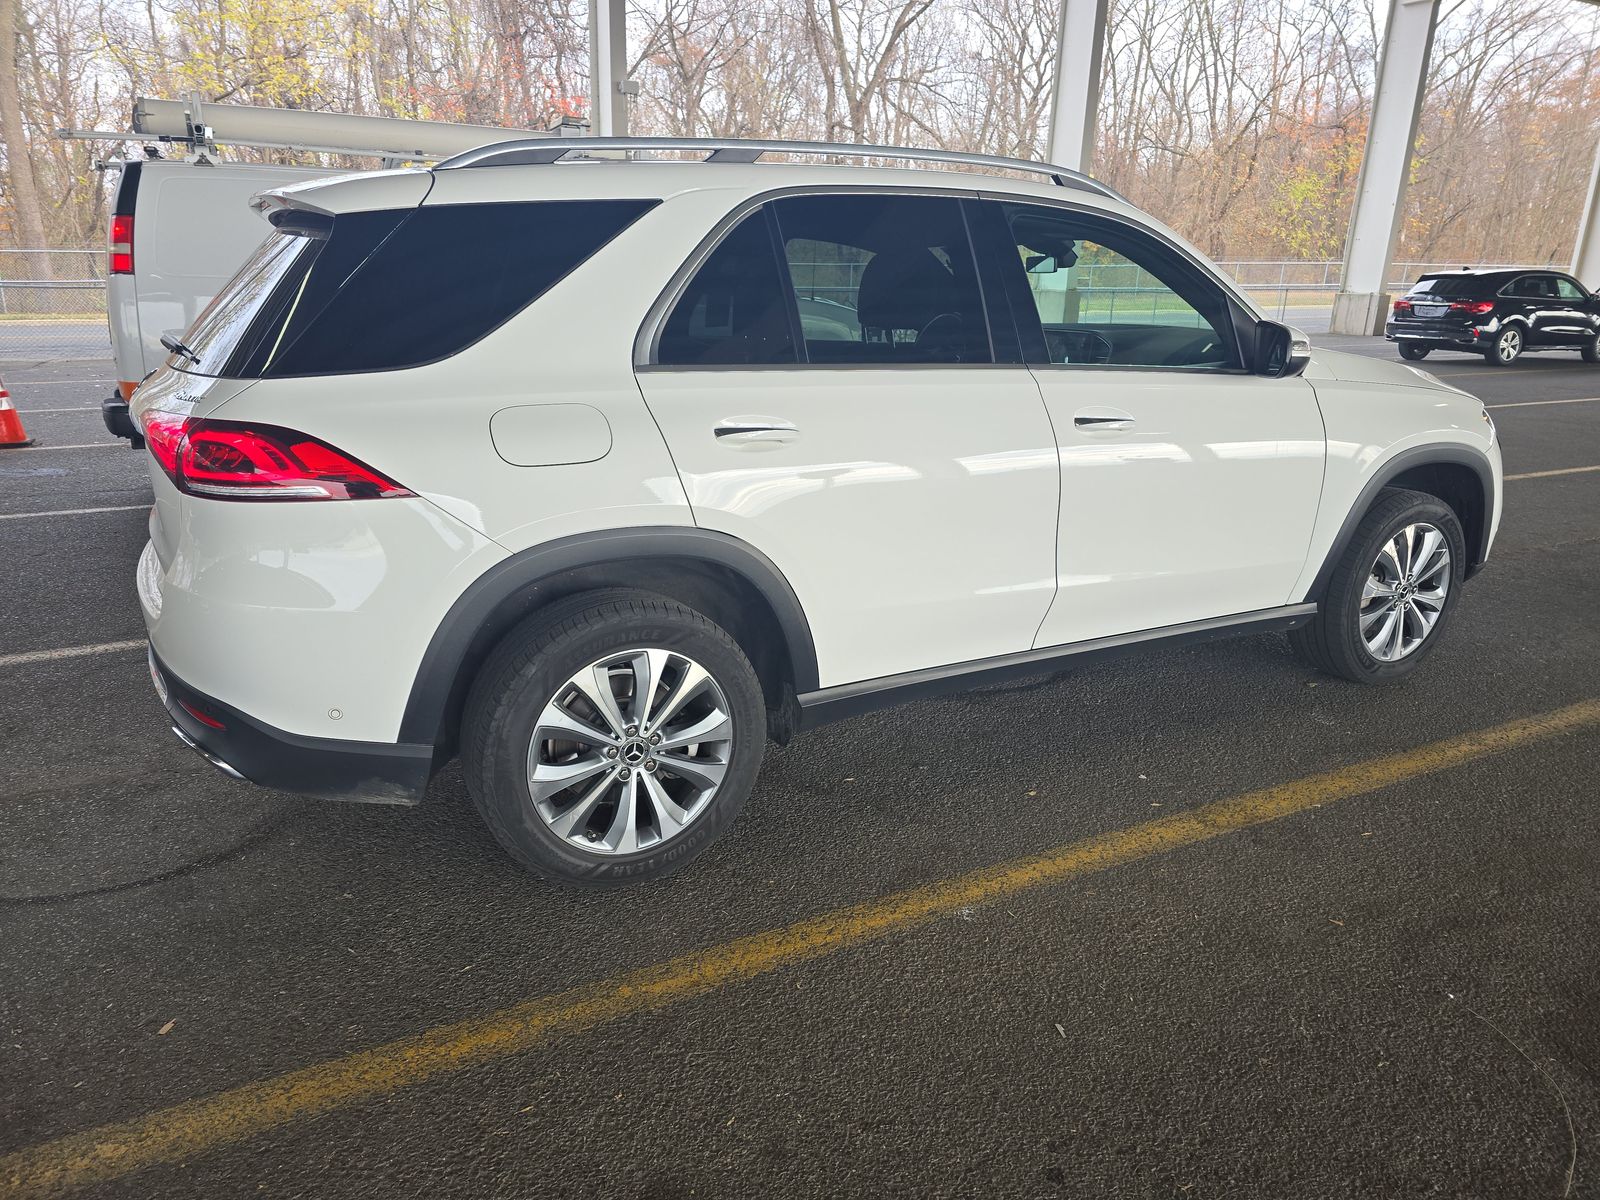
[
  {"left": 1582, "top": 329, "right": 1600, "bottom": 364},
  {"left": 1289, "top": 488, "right": 1465, "bottom": 684},
  {"left": 1483, "top": 325, "right": 1522, "bottom": 366},
  {"left": 462, "top": 589, "right": 766, "bottom": 886},
  {"left": 1397, "top": 343, "right": 1431, "bottom": 361}
]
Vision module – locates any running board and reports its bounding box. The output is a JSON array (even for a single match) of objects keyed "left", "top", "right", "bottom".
[{"left": 795, "top": 603, "right": 1318, "bottom": 729}]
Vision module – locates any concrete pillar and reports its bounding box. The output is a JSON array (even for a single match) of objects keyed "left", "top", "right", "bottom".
[
  {"left": 1574, "top": 137, "right": 1600, "bottom": 290},
  {"left": 1330, "top": 0, "right": 1439, "bottom": 336},
  {"left": 588, "top": 0, "right": 629, "bottom": 138},
  {"left": 1046, "top": 0, "right": 1109, "bottom": 173}
]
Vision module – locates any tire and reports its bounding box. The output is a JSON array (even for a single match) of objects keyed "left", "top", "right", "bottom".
[
  {"left": 1397, "top": 343, "right": 1431, "bottom": 361},
  {"left": 1289, "top": 488, "right": 1466, "bottom": 684},
  {"left": 462, "top": 588, "right": 766, "bottom": 886},
  {"left": 1482, "top": 324, "right": 1523, "bottom": 366},
  {"left": 1581, "top": 329, "right": 1600, "bottom": 364}
]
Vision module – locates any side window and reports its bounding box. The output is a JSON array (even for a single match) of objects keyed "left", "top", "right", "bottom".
[
  {"left": 263, "top": 199, "right": 657, "bottom": 377},
  {"left": 1554, "top": 277, "right": 1587, "bottom": 301},
  {"left": 1000, "top": 204, "right": 1238, "bottom": 369},
  {"left": 657, "top": 210, "right": 797, "bottom": 366},
  {"left": 770, "top": 194, "right": 992, "bottom": 364},
  {"left": 1509, "top": 275, "right": 1554, "bottom": 298}
]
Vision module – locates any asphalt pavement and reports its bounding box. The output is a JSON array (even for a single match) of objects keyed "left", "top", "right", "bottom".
[{"left": 1, "top": 340, "right": 1598, "bottom": 1198}]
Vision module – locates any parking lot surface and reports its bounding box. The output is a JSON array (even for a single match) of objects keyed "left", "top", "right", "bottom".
[{"left": 2, "top": 341, "right": 1598, "bottom": 1198}]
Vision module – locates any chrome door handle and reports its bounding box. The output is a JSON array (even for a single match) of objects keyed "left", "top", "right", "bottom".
[
  {"left": 1074, "top": 410, "right": 1135, "bottom": 432},
  {"left": 714, "top": 417, "right": 800, "bottom": 445}
]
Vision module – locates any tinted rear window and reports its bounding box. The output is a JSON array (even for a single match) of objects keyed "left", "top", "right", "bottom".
[
  {"left": 1406, "top": 275, "right": 1499, "bottom": 299},
  {"left": 176, "top": 199, "right": 658, "bottom": 378}
]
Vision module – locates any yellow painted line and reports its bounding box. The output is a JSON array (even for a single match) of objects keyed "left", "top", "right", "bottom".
[
  {"left": 4, "top": 700, "right": 1599, "bottom": 1197},
  {"left": 1505, "top": 465, "right": 1600, "bottom": 481}
]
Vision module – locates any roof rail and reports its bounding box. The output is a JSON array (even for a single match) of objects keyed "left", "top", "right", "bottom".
[{"left": 434, "top": 137, "right": 1127, "bottom": 202}]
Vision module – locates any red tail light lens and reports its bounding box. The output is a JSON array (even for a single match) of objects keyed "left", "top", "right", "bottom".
[
  {"left": 110, "top": 214, "right": 134, "bottom": 274},
  {"left": 1450, "top": 300, "right": 1495, "bottom": 316},
  {"left": 1392, "top": 300, "right": 1412, "bottom": 316},
  {"left": 142, "top": 413, "right": 414, "bottom": 501}
]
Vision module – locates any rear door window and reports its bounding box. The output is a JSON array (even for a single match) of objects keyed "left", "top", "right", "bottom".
[
  {"left": 655, "top": 209, "right": 798, "bottom": 365},
  {"left": 771, "top": 194, "right": 992, "bottom": 364}
]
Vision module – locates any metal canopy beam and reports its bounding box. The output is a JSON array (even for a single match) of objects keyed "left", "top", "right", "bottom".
[
  {"left": 1574, "top": 137, "right": 1600, "bottom": 290},
  {"left": 1330, "top": 0, "right": 1440, "bottom": 335},
  {"left": 1046, "top": 0, "right": 1109, "bottom": 174}
]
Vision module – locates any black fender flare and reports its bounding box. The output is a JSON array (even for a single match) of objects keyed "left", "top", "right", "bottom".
[
  {"left": 1305, "top": 444, "right": 1496, "bottom": 601},
  {"left": 399, "top": 526, "right": 820, "bottom": 747}
]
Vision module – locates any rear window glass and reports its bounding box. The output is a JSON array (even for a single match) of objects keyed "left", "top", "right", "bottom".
[
  {"left": 1406, "top": 276, "right": 1496, "bottom": 299},
  {"left": 175, "top": 199, "right": 658, "bottom": 378}
]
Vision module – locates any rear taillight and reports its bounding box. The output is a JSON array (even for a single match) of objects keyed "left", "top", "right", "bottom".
[
  {"left": 1450, "top": 300, "right": 1495, "bottom": 316},
  {"left": 1392, "top": 300, "right": 1413, "bottom": 316},
  {"left": 142, "top": 413, "right": 413, "bottom": 501},
  {"left": 110, "top": 214, "right": 134, "bottom": 275}
]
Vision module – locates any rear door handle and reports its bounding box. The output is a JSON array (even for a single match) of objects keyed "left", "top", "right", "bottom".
[
  {"left": 1073, "top": 408, "right": 1135, "bottom": 432},
  {"left": 714, "top": 417, "right": 800, "bottom": 445}
]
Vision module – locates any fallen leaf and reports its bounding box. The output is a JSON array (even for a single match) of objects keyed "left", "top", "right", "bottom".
[
  {"left": 157, "top": 1020, "right": 176, "bottom": 1036},
  {"left": 1054, "top": 1023, "right": 1066, "bottom": 1038},
  {"left": 1328, "top": 918, "right": 1344, "bottom": 927}
]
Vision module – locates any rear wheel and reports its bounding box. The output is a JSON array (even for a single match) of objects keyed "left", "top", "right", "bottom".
[
  {"left": 1397, "top": 343, "right": 1431, "bottom": 361},
  {"left": 1290, "top": 489, "right": 1465, "bottom": 683},
  {"left": 1483, "top": 325, "right": 1522, "bottom": 366},
  {"left": 462, "top": 589, "right": 766, "bottom": 886}
]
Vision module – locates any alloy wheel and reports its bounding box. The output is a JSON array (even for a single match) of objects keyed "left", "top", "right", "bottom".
[
  {"left": 526, "top": 649, "right": 734, "bottom": 853},
  {"left": 1359, "top": 523, "right": 1451, "bottom": 662},
  {"left": 1496, "top": 327, "right": 1521, "bottom": 362}
]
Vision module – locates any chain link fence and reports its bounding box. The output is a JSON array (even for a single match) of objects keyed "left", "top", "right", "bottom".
[
  {"left": 0, "top": 250, "right": 112, "bottom": 363},
  {"left": 0, "top": 248, "right": 1548, "bottom": 363}
]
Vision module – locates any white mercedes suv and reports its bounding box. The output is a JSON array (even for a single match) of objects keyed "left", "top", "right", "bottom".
[{"left": 132, "top": 138, "right": 1502, "bottom": 885}]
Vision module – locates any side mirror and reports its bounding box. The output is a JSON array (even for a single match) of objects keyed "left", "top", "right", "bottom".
[{"left": 1254, "top": 321, "right": 1311, "bottom": 378}]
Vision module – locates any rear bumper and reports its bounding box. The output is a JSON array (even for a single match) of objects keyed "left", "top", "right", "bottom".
[
  {"left": 1384, "top": 318, "right": 1491, "bottom": 347},
  {"left": 101, "top": 394, "right": 142, "bottom": 445},
  {"left": 149, "top": 645, "right": 434, "bottom": 805}
]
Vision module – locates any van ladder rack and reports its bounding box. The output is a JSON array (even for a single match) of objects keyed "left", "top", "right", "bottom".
[{"left": 435, "top": 136, "right": 1126, "bottom": 202}]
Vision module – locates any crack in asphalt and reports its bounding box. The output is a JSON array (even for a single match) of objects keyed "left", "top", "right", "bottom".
[{"left": 0, "top": 805, "right": 305, "bottom": 907}]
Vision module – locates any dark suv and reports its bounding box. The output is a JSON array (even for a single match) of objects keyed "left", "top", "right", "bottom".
[{"left": 1385, "top": 268, "right": 1600, "bottom": 367}]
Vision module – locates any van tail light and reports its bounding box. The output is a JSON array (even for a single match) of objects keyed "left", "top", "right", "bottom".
[
  {"left": 142, "top": 413, "right": 414, "bottom": 501},
  {"left": 110, "top": 214, "right": 134, "bottom": 274},
  {"left": 1392, "top": 300, "right": 1412, "bottom": 316},
  {"left": 1450, "top": 300, "right": 1495, "bottom": 316}
]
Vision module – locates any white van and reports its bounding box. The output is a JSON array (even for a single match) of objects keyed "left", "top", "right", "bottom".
[{"left": 102, "top": 157, "right": 337, "bottom": 442}]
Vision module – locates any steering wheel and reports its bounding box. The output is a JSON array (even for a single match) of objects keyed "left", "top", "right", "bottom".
[{"left": 916, "top": 312, "right": 966, "bottom": 360}]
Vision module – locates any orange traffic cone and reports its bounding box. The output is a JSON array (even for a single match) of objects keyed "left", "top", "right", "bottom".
[{"left": 0, "top": 378, "right": 35, "bottom": 448}]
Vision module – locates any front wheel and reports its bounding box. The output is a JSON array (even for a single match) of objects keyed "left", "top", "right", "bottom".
[
  {"left": 1289, "top": 488, "right": 1466, "bottom": 683},
  {"left": 462, "top": 589, "right": 766, "bottom": 886},
  {"left": 1581, "top": 329, "right": 1600, "bottom": 364},
  {"left": 1483, "top": 325, "right": 1522, "bottom": 366},
  {"left": 1397, "top": 343, "right": 1431, "bottom": 361}
]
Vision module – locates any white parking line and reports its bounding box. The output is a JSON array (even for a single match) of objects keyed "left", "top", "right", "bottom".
[
  {"left": 1505, "top": 465, "right": 1600, "bottom": 481},
  {"left": 0, "top": 639, "right": 144, "bottom": 668},
  {"left": 1486, "top": 396, "right": 1599, "bottom": 410},
  {"left": 14, "top": 407, "right": 100, "bottom": 414},
  {"left": 0, "top": 505, "right": 147, "bottom": 521},
  {"left": 4, "top": 442, "right": 121, "bottom": 451},
  {"left": 0, "top": 378, "right": 107, "bottom": 387}
]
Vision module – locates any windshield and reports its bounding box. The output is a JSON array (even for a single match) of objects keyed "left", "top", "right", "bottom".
[{"left": 1406, "top": 276, "right": 1496, "bottom": 299}]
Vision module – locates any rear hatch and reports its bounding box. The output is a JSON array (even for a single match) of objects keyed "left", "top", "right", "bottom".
[{"left": 1392, "top": 275, "right": 1496, "bottom": 334}]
